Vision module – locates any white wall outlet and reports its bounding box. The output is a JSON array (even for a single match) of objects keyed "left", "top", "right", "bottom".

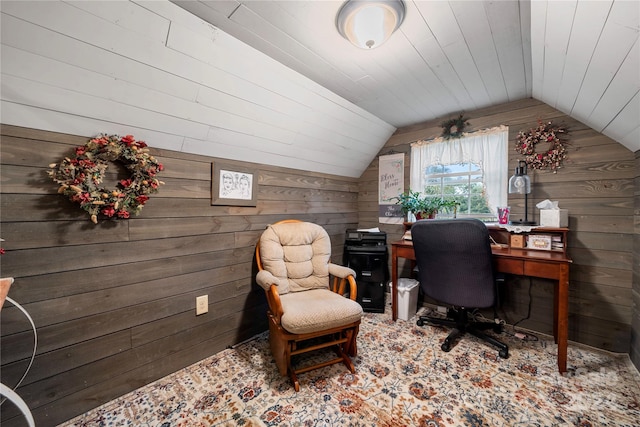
[{"left": 196, "top": 295, "right": 208, "bottom": 315}]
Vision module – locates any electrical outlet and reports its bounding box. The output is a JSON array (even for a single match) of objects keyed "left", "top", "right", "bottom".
[{"left": 196, "top": 295, "right": 208, "bottom": 315}]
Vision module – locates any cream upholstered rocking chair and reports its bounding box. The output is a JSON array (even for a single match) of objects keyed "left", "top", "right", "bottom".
[{"left": 255, "top": 220, "right": 363, "bottom": 391}]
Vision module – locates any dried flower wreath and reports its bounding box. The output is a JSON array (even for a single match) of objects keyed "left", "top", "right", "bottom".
[
  {"left": 48, "top": 134, "right": 164, "bottom": 223},
  {"left": 515, "top": 120, "right": 569, "bottom": 173}
]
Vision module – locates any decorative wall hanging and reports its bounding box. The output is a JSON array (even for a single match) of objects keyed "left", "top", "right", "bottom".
[
  {"left": 440, "top": 114, "right": 470, "bottom": 139},
  {"left": 515, "top": 120, "right": 569, "bottom": 173},
  {"left": 211, "top": 162, "right": 257, "bottom": 207},
  {"left": 378, "top": 152, "right": 404, "bottom": 224},
  {"left": 48, "top": 134, "right": 164, "bottom": 224}
]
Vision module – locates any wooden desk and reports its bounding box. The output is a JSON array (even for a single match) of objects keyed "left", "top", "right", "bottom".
[{"left": 391, "top": 239, "right": 572, "bottom": 373}]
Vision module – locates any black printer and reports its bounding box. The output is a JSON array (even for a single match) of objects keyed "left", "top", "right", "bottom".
[{"left": 344, "top": 229, "right": 388, "bottom": 252}]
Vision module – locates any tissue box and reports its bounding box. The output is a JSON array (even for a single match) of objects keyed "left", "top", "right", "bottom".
[{"left": 539, "top": 209, "right": 568, "bottom": 227}]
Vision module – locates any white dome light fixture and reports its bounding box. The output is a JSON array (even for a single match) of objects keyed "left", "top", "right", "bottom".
[{"left": 336, "top": 0, "right": 406, "bottom": 49}]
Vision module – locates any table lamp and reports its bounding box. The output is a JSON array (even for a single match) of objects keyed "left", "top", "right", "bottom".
[{"left": 508, "top": 160, "right": 535, "bottom": 225}]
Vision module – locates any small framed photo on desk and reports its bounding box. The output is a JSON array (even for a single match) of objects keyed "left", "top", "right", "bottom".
[{"left": 510, "top": 234, "right": 525, "bottom": 248}]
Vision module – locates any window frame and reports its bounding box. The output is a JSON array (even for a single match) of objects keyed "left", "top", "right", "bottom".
[{"left": 410, "top": 126, "right": 508, "bottom": 222}]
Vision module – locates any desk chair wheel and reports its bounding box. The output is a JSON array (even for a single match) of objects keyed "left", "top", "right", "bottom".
[
  {"left": 416, "top": 318, "right": 425, "bottom": 327},
  {"left": 499, "top": 348, "right": 509, "bottom": 359},
  {"left": 441, "top": 342, "right": 451, "bottom": 352}
]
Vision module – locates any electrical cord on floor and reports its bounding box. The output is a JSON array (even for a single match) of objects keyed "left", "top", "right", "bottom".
[
  {"left": 425, "top": 305, "right": 540, "bottom": 342},
  {"left": 501, "top": 323, "right": 540, "bottom": 342},
  {"left": 512, "top": 277, "right": 534, "bottom": 329},
  {"left": 473, "top": 305, "right": 539, "bottom": 343},
  {"left": 504, "top": 277, "right": 539, "bottom": 341}
]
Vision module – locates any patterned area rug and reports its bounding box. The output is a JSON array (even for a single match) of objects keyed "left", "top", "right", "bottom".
[{"left": 61, "top": 307, "right": 640, "bottom": 426}]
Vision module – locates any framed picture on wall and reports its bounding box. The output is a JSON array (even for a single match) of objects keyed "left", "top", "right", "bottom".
[{"left": 211, "top": 162, "right": 258, "bottom": 206}]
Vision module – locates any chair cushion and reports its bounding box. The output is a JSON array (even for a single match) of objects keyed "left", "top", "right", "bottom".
[
  {"left": 280, "top": 289, "right": 363, "bottom": 334},
  {"left": 259, "top": 222, "right": 332, "bottom": 294}
]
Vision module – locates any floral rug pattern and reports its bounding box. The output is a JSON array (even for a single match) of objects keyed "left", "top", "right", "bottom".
[{"left": 60, "top": 307, "right": 640, "bottom": 426}]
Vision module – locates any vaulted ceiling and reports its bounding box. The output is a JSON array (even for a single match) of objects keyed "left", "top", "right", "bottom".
[{"left": 173, "top": 0, "right": 639, "bottom": 153}]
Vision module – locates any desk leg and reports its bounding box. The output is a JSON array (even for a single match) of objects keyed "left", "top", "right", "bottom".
[
  {"left": 391, "top": 245, "right": 398, "bottom": 321},
  {"left": 553, "top": 282, "right": 559, "bottom": 343},
  {"left": 556, "top": 264, "right": 569, "bottom": 373}
]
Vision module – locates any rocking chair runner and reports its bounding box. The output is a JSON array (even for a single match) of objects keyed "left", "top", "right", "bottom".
[{"left": 255, "top": 220, "right": 363, "bottom": 391}]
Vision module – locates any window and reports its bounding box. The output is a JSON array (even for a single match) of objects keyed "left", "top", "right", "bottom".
[
  {"left": 410, "top": 126, "right": 508, "bottom": 221},
  {"left": 423, "top": 163, "right": 492, "bottom": 219}
]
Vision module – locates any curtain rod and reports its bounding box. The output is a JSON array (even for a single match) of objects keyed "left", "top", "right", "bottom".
[{"left": 410, "top": 125, "right": 508, "bottom": 147}]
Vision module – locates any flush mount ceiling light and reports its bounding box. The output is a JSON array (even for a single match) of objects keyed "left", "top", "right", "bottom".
[{"left": 336, "top": 0, "right": 406, "bottom": 49}]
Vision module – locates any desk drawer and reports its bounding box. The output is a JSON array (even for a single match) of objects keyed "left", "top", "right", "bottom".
[
  {"left": 524, "top": 261, "right": 561, "bottom": 280},
  {"left": 495, "top": 258, "right": 524, "bottom": 275}
]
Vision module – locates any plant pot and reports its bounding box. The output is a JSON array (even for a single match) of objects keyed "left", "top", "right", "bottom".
[{"left": 415, "top": 211, "right": 437, "bottom": 220}]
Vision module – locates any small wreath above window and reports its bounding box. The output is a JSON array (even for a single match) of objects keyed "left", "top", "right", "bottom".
[
  {"left": 48, "top": 134, "right": 164, "bottom": 224},
  {"left": 440, "top": 114, "right": 470, "bottom": 139},
  {"left": 515, "top": 120, "right": 569, "bottom": 173}
]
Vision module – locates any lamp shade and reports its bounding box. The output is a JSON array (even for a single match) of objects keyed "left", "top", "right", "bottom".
[
  {"left": 508, "top": 161, "right": 531, "bottom": 194},
  {"left": 336, "top": 0, "right": 405, "bottom": 49}
]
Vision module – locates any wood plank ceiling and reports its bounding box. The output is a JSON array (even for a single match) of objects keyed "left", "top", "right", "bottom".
[
  {"left": 0, "top": 1, "right": 396, "bottom": 178},
  {"left": 173, "top": 0, "right": 639, "bottom": 153}
]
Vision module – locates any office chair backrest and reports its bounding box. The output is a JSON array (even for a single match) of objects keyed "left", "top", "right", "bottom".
[{"left": 411, "top": 219, "right": 495, "bottom": 308}]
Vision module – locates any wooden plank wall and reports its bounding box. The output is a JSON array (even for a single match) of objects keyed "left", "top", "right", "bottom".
[
  {"left": 632, "top": 150, "right": 640, "bottom": 371},
  {"left": 0, "top": 125, "right": 359, "bottom": 426},
  {"left": 358, "top": 98, "right": 636, "bottom": 354}
]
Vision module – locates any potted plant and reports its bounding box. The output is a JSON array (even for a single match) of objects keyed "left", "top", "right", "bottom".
[
  {"left": 417, "top": 197, "right": 442, "bottom": 219},
  {"left": 438, "top": 199, "right": 460, "bottom": 218},
  {"left": 392, "top": 191, "right": 436, "bottom": 220},
  {"left": 392, "top": 190, "right": 420, "bottom": 218},
  {"left": 393, "top": 191, "right": 460, "bottom": 220}
]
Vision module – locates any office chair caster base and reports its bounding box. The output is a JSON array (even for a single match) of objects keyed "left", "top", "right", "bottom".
[
  {"left": 499, "top": 348, "right": 508, "bottom": 359},
  {"left": 441, "top": 342, "right": 451, "bottom": 352},
  {"left": 416, "top": 318, "right": 425, "bottom": 326}
]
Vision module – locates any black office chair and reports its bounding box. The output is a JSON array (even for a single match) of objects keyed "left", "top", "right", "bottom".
[{"left": 413, "top": 219, "right": 509, "bottom": 358}]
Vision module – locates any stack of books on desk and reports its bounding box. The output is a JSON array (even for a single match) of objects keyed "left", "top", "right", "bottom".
[{"left": 551, "top": 235, "right": 564, "bottom": 250}]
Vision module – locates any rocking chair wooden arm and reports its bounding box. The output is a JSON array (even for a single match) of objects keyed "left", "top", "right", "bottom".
[
  {"left": 328, "top": 263, "right": 357, "bottom": 300},
  {"left": 331, "top": 275, "right": 358, "bottom": 301},
  {"left": 265, "top": 284, "right": 284, "bottom": 321}
]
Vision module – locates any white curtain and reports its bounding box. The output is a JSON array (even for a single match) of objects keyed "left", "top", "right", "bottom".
[{"left": 410, "top": 126, "right": 508, "bottom": 215}]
